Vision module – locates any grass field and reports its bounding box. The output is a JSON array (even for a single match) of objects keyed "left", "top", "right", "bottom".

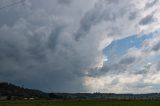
[{"left": 1, "top": 100, "right": 160, "bottom": 106}]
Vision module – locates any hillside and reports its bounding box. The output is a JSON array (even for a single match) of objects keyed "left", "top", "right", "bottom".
[
  {"left": 1, "top": 82, "right": 160, "bottom": 100},
  {"left": 0, "top": 82, "right": 48, "bottom": 100}
]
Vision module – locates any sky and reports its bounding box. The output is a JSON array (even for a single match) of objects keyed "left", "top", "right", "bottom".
[{"left": 0, "top": 0, "right": 160, "bottom": 93}]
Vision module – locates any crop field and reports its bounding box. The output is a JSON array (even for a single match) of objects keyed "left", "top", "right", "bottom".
[{"left": 0, "top": 100, "right": 160, "bottom": 106}]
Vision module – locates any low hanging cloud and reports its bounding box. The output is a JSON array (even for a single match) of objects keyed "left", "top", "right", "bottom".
[{"left": 0, "top": 0, "right": 160, "bottom": 93}]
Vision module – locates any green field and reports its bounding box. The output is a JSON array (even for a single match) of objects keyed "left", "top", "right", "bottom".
[{"left": 0, "top": 100, "right": 160, "bottom": 106}]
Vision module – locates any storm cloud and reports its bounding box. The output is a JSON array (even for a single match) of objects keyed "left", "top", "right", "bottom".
[{"left": 0, "top": 0, "right": 160, "bottom": 93}]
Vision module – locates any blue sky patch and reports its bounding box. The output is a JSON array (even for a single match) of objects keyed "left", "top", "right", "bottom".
[{"left": 103, "top": 33, "right": 154, "bottom": 62}]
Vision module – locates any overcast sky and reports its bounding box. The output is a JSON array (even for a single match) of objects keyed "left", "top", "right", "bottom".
[{"left": 0, "top": 0, "right": 160, "bottom": 93}]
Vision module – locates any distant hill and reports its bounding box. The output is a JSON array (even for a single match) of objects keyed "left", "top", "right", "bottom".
[
  {"left": 1, "top": 82, "right": 160, "bottom": 100},
  {"left": 49, "top": 92, "right": 160, "bottom": 100},
  {"left": 0, "top": 82, "right": 48, "bottom": 100}
]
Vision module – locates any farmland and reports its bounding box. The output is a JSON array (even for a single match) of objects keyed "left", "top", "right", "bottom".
[
  {"left": 1, "top": 83, "right": 160, "bottom": 106},
  {"left": 0, "top": 100, "right": 160, "bottom": 106}
]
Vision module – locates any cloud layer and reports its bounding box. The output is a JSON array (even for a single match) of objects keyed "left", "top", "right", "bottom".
[{"left": 0, "top": 0, "right": 160, "bottom": 93}]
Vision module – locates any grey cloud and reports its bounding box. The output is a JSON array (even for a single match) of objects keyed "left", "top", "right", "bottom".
[
  {"left": 74, "top": 0, "right": 132, "bottom": 41},
  {"left": 139, "top": 14, "right": 154, "bottom": 25},
  {"left": 57, "top": 0, "right": 72, "bottom": 4},
  {"left": 74, "top": 4, "right": 101, "bottom": 41},
  {"left": 0, "top": 0, "right": 87, "bottom": 92},
  {"left": 156, "top": 61, "right": 160, "bottom": 70},
  {"left": 0, "top": 26, "right": 86, "bottom": 92},
  {"left": 0, "top": 11, "right": 20, "bottom": 27},
  {"left": 0, "top": 0, "right": 31, "bottom": 27},
  {"left": 106, "top": 0, "right": 120, "bottom": 4},
  {"left": 0, "top": 0, "right": 101, "bottom": 92},
  {"left": 133, "top": 70, "right": 148, "bottom": 75},
  {"left": 142, "top": 35, "right": 160, "bottom": 53},
  {"left": 132, "top": 67, "right": 149, "bottom": 75},
  {"left": 87, "top": 55, "right": 134, "bottom": 76},
  {"left": 91, "top": 55, "right": 136, "bottom": 76},
  {"left": 89, "top": 62, "right": 127, "bottom": 77},
  {"left": 128, "top": 12, "right": 137, "bottom": 20},
  {"left": 151, "top": 41, "right": 160, "bottom": 51},
  {"left": 145, "top": 0, "right": 159, "bottom": 9},
  {"left": 119, "top": 56, "right": 136, "bottom": 65},
  {"left": 0, "top": 0, "right": 160, "bottom": 93},
  {"left": 47, "top": 26, "right": 64, "bottom": 51},
  {"left": 127, "top": 82, "right": 150, "bottom": 89}
]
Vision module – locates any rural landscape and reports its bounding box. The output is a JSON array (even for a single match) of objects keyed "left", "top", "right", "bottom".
[
  {"left": 1, "top": 0, "right": 160, "bottom": 105},
  {"left": 1, "top": 82, "right": 160, "bottom": 106}
]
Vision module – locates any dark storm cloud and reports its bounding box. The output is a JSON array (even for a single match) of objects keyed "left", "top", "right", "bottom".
[
  {"left": 0, "top": 24, "right": 86, "bottom": 92},
  {"left": 0, "top": 0, "right": 31, "bottom": 27},
  {"left": 0, "top": 0, "right": 160, "bottom": 93},
  {"left": 0, "top": 11, "right": 19, "bottom": 27},
  {"left": 0, "top": 0, "right": 87, "bottom": 92},
  {"left": 47, "top": 26, "right": 64, "bottom": 51},
  {"left": 0, "top": 0, "right": 100, "bottom": 91}
]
